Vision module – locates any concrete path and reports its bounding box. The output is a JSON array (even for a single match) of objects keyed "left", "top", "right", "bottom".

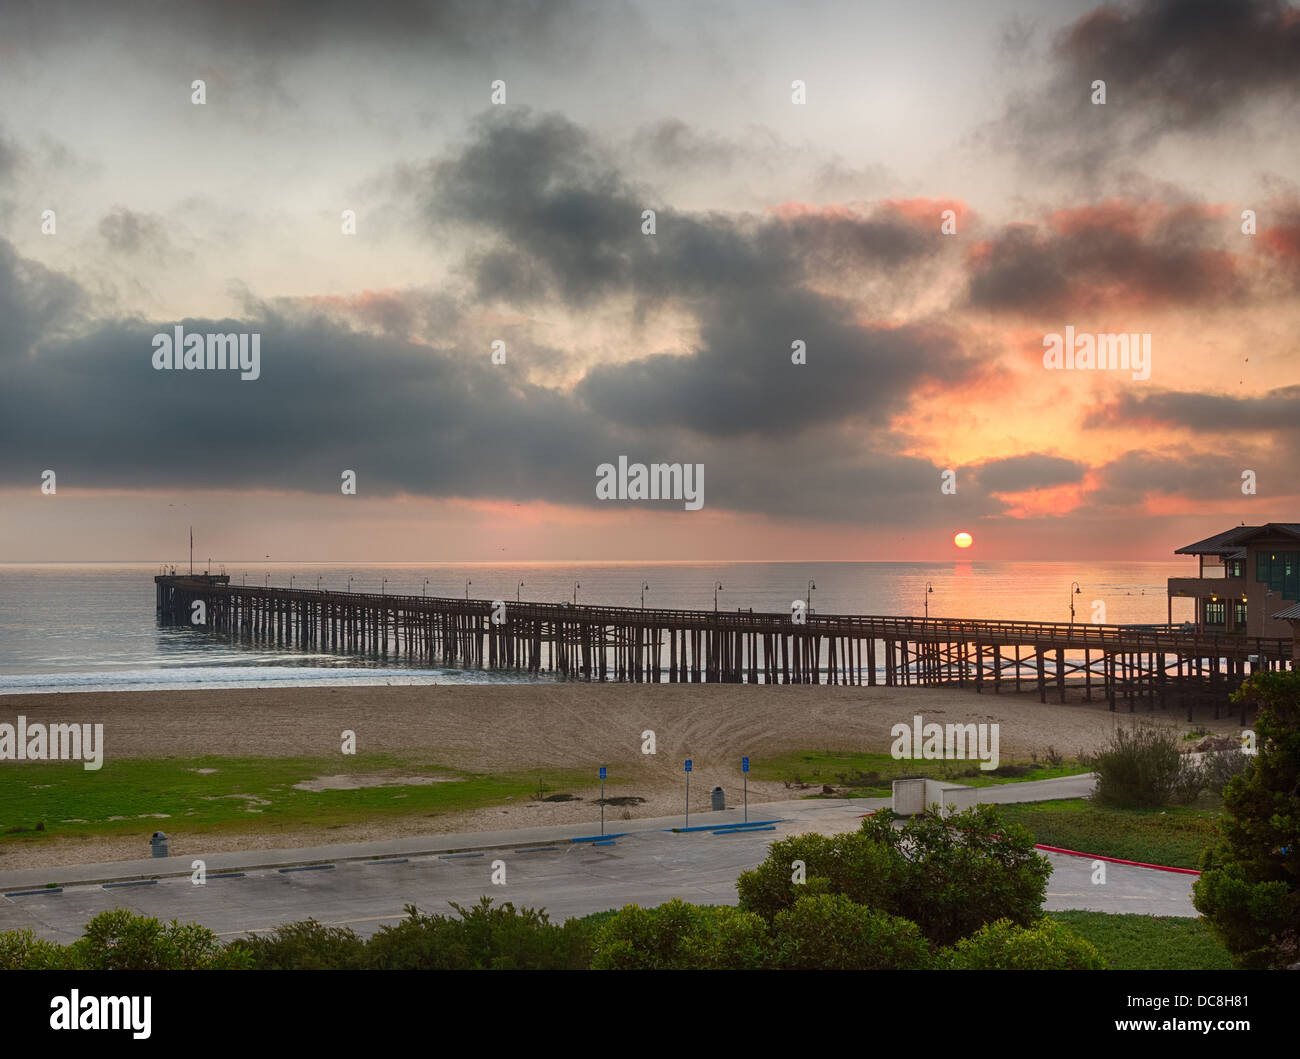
[{"left": 0, "top": 775, "right": 1200, "bottom": 942}]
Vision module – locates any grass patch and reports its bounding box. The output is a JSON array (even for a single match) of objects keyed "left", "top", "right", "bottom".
[
  {"left": 748, "top": 750, "right": 1090, "bottom": 798},
  {"left": 996, "top": 798, "right": 1222, "bottom": 870},
  {"left": 572, "top": 905, "right": 1230, "bottom": 969},
  {"left": 0, "top": 753, "right": 596, "bottom": 847},
  {"left": 1047, "top": 911, "right": 1232, "bottom": 970}
]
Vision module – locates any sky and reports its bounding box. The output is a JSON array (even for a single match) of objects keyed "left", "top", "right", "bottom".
[{"left": 1, "top": 0, "right": 1297, "bottom": 562}]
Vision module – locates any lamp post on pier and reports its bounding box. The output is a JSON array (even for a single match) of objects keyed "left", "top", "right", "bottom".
[
  {"left": 1070, "top": 582, "right": 1082, "bottom": 625},
  {"left": 925, "top": 582, "right": 933, "bottom": 619},
  {"left": 517, "top": 581, "right": 524, "bottom": 602},
  {"left": 807, "top": 579, "right": 816, "bottom": 615},
  {"left": 641, "top": 581, "right": 650, "bottom": 609},
  {"left": 713, "top": 581, "right": 723, "bottom": 614}
]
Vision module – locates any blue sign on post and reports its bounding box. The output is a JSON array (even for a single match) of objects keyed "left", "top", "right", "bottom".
[
  {"left": 684, "top": 759, "right": 692, "bottom": 772},
  {"left": 599, "top": 766, "right": 607, "bottom": 780},
  {"left": 742, "top": 757, "right": 749, "bottom": 773}
]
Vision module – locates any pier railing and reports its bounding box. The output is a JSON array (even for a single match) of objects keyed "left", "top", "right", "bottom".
[{"left": 154, "top": 575, "right": 1293, "bottom": 719}]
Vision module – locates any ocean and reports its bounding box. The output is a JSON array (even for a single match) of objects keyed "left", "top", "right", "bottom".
[{"left": 0, "top": 560, "right": 1195, "bottom": 694}]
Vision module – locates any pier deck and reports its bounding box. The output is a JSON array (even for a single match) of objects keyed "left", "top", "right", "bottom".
[{"left": 155, "top": 575, "right": 1293, "bottom": 721}]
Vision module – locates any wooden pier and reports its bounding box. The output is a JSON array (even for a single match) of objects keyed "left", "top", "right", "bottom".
[{"left": 155, "top": 575, "right": 1294, "bottom": 721}]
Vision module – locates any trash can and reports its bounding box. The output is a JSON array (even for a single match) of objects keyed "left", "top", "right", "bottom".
[
  {"left": 710, "top": 786, "right": 726, "bottom": 811},
  {"left": 150, "top": 831, "right": 168, "bottom": 858}
]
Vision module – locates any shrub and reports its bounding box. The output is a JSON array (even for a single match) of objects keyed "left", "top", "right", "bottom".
[
  {"left": 733, "top": 832, "right": 843, "bottom": 921},
  {"left": 771, "top": 894, "right": 930, "bottom": 969},
  {"left": 365, "top": 897, "right": 591, "bottom": 970},
  {"left": 1086, "top": 722, "right": 1186, "bottom": 808},
  {"left": 678, "top": 907, "right": 773, "bottom": 970},
  {"left": 944, "top": 917, "right": 1106, "bottom": 969},
  {"left": 1194, "top": 671, "right": 1300, "bottom": 969},
  {"left": 590, "top": 900, "right": 770, "bottom": 970},
  {"left": 738, "top": 805, "right": 1050, "bottom": 947},
  {"left": 68, "top": 909, "right": 250, "bottom": 970},
  {"left": 0, "top": 928, "right": 70, "bottom": 969},
  {"left": 1197, "top": 748, "right": 1253, "bottom": 798},
  {"left": 229, "top": 919, "right": 365, "bottom": 970}
]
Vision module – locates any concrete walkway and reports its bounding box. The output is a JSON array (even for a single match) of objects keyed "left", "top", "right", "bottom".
[
  {"left": 0, "top": 773, "right": 1199, "bottom": 942},
  {"left": 0, "top": 775, "right": 1096, "bottom": 891}
]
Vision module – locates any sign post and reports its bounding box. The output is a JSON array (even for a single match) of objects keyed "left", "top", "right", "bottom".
[
  {"left": 742, "top": 756, "right": 749, "bottom": 823},
  {"left": 684, "top": 759, "right": 692, "bottom": 828},
  {"left": 599, "top": 766, "right": 607, "bottom": 835}
]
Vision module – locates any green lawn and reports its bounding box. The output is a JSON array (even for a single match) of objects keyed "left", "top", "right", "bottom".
[
  {"left": 0, "top": 753, "right": 596, "bottom": 848},
  {"left": 1047, "top": 911, "right": 1232, "bottom": 970},
  {"left": 995, "top": 799, "right": 1222, "bottom": 869},
  {"left": 748, "top": 749, "right": 1090, "bottom": 798}
]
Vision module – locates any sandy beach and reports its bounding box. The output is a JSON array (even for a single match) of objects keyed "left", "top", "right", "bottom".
[{"left": 1, "top": 683, "right": 1232, "bottom": 869}]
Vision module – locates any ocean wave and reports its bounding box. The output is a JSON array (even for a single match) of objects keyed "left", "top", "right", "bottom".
[{"left": 0, "top": 665, "right": 529, "bottom": 695}]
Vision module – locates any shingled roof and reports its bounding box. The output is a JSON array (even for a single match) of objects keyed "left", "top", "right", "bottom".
[{"left": 1175, "top": 524, "right": 1300, "bottom": 555}]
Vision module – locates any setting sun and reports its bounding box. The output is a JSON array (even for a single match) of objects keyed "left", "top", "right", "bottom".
[{"left": 954, "top": 532, "right": 973, "bottom": 549}]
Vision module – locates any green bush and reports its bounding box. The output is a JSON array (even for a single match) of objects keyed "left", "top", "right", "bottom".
[
  {"left": 229, "top": 919, "right": 365, "bottom": 970},
  {"left": 771, "top": 894, "right": 930, "bottom": 969},
  {"left": 68, "top": 909, "right": 250, "bottom": 970},
  {"left": 737, "top": 805, "right": 1050, "bottom": 947},
  {"left": 1086, "top": 723, "right": 1186, "bottom": 808},
  {"left": 1196, "top": 747, "right": 1253, "bottom": 797},
  {"left": 0, "top": 927, "right": 70, "bottom": 969},
  {"left": 591, "top": 900, "right": 771, "bottom": 969},
  {"left": 944, "top": 917, "right": 1106, "bottom": 969},
  {"left": 678, "top": 907, "right": 773, "bottom": 970},
  {"left": 365, "top": 897, "right": 592, "bottom": 970},
  {"left": 1194, "top": 671, "right": 1300, "bottom": 969}
]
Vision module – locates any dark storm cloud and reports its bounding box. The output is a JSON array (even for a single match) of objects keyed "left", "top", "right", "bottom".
[
  {"left": 1085, "top": 386, "right": 1300, "bottom": 433},
  {"left": 0, "top": 234, "right": 1010, "bottom": 527},
  {"left": 428, "top": 110, "right": 963, "bottom": 436},
  {"left": 0, "top": 309, "right": 616, "bottom": 503},
  {"left": 971, "top": 454, "right": 1086, "bottom": 494},
  {"left": 1058, "top": 0, "right": 1300, "bottom": 127},
  {"left": 576, "top": 295, "right": 962, "bottom": 438},
  {"left": 0, "top": 130, "right": 17, "bottom": 183},
  {"left": 987, "top": 0, "right": 1300, "bottom": 170},
  {"left": 966, "top": 203, "right": 1237, "bottom": 314},
  {"left": 0, "top": 239, "right": 84, "bottom": 360},
  {"left": 98, "top": 207, "right": 170, "bottom": 256},
  {"left": 633, "top": 119, "right": 747, "bottom": 173},
  {"left": 0, "top": 0, "right": 587, "bottom": 57},
  {"left": 0, "top": 302, "right": 1005, "bottom": 528},
  {"left": 1082, "top": 448, "right": 1278, "bottom": 507},
  {"left": 432, "top": 111, "right": 941, "bottom": 311}
]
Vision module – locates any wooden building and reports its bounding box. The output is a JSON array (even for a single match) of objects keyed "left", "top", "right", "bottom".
[{"left": 1169, "top": 523, "right": 1300, "bottom": 638}]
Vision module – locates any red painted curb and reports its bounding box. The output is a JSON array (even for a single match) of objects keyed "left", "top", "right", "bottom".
[
  {"left": 1033, "top": 844, "right": 1200, "bottom": 875},
  {"left": 859, "top": 813, "right": 1201, "bottom": 876}
]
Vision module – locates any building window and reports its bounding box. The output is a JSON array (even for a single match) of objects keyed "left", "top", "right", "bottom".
[
  {"left": 1228, "top": 559, "right": 1245, "bottom": 578},
  {"left": 1233, "top": 600, "right": 1247, "bottom": 628},
  {"left": 1256, "top": 551, "right": 1300, "bottom": 600},
  {"left": 1205, "top": 600, "right": 1226, "bottom": 626}
]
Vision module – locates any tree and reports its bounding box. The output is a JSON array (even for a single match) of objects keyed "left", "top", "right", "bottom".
[
  {"left": 736, "top": 805, "right": 1050, "bottom": 947},
  {"left": 1193, "top": 671, "right": 1300, "bottom": 969}
]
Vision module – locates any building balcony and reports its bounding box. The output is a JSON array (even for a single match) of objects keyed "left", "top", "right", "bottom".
[{"left": 1167, "top": 576, "right": 1245, "bottom": 598}]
